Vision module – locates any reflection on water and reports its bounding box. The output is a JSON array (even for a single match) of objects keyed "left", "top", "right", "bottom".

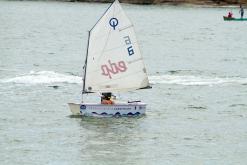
[
  {"left": 1, "top": 1, "right": 247, "bottom": 165},
  {"left": 77, "top": 117, "right": 149, "bottom": 164}
]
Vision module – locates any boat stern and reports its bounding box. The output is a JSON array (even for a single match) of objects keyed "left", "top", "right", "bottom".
[{"left": 68, "top": 103, "right": 81, "bottom": 115}]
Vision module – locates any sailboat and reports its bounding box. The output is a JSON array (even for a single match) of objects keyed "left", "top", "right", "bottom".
[{"left": 68, "top": 0, "right": 150, "bottom": 116}]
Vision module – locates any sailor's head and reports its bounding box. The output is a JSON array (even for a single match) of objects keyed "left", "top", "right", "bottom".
[{"left": 102, "top": 92, "right": 112, "bottom": 97}]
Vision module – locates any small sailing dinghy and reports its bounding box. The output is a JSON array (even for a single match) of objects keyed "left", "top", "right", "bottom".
[{"left": 68, "top": 0, "right": 151, "bottom": 116}]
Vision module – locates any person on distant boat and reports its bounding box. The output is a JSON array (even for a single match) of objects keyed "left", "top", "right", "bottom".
[
  {"left": 239, "top": 4, "right": 244, "bottom": 18},
  {"left": 227, "top": 11, "right": 233, "bottom": 18},
  {"left": 228, "top": 11, "right": 233, "bottom": 18},
  {"left": 101, "top": 92, "right": 114, "bottom": 105}
]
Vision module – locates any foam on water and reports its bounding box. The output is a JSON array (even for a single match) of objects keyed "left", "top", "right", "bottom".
[
  {"left": 1, "top": 71, "right": 247, "bottom": 86},
  {"left": 0, "top": 71, "right": 82, "bottom": 85},
  {"left": 149, "top": 75, "right": 247, "bottom": 86}
]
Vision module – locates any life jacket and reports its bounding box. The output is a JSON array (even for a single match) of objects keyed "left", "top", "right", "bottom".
[{"left": 101, "top": 99, "right": 114, "bottom": 105}]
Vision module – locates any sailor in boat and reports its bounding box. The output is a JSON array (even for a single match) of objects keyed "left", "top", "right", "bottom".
[
  {"left": 227, "top": 11, "right": 233, "bottom": 18},
  {"left": 101, "top": 92, "right": 114, "bottom": 105},
  {"left": 239, "top": 4, "right": 244, "bottom": 18}
]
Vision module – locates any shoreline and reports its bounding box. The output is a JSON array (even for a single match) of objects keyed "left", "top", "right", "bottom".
[
  {"left": 5, "top": 0, "right": 246, "bottom": 5},
  {"left": 64, "top": 0, "right": 246, "bottom": 5}
]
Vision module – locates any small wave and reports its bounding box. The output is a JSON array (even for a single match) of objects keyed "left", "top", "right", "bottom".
[
  {"left": 187, "top": 105, "right": 207, "bottom": 110},
  {"left": 0, "top": 71, "right": 81, "bottom": 85},
  {"left": 229, "top": 104, "right": 247, "bottom": 108},
  {"left": 149, "top": 75, "right": 247, "bottom": 86}
]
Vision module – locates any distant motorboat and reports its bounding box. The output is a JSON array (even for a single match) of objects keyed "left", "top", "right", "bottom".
[{"left": 223, "top": 16, "right": 247, "bottom": 21}]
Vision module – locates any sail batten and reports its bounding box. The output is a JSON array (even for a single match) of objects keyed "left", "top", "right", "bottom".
[{"left": 84, "top": 0, "right": 150, "bottom": 93}]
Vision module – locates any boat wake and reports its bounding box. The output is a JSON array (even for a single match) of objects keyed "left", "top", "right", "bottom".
[
  {"left": 150, "top": 75, "right": 247, "bottom": 86},
  {"left": 1, "top": 71, "right": 247, "bottom": 86},
  {"left": 0, "top": 71, "right": 81, "bottom": 85}
]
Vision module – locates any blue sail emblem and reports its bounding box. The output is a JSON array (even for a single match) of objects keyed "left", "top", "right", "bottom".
[{"left": 109, "top": 18, "right": 118, "bottom": 30}]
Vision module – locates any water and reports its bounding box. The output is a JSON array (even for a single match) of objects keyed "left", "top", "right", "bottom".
[{"left": 1, "top": 1, "right": 247, "bottom": 164}]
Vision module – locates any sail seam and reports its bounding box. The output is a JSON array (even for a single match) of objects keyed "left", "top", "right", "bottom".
[
  {"left": 89, "top": 40, "right": 141, "bottom": 57},
  {"left": 119, "top": 25, "right": 133, "bottom": 31}
]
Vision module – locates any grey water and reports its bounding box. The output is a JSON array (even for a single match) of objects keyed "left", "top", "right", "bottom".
[{"left": 1, "top": 1, "right": 247, "bottom": 164}]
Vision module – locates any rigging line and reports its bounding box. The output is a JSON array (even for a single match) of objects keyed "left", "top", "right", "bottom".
[
  {"left": 82, "top": 31, "right": 91, "bottom": 93},
  {"left": 82, "top": 85, "right": 148, "bottom": 93},
  {"left": 88, "top": 85, "right": 150, "bottom": 93},
  {"left": 90, "top": 0, "right": 115, "bottom": 32}
]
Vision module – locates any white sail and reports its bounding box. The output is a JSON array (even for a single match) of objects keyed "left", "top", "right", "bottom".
[{"left": 84, "top": 0, "right": 149, "bottom": 93}]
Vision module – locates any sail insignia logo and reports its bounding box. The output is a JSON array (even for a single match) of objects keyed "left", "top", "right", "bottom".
[
  {"left": 80, "top": 105, "right": 86, "bottom": 114},
  {"left": 101, "top": 60, "right": 127, "bottom": 79},
  {"left": 109, "top": 18, "right": 118, "bottom": 30}
]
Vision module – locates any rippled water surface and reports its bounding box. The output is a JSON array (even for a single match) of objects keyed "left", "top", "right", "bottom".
[{"left": 1, "top": 1, "right": 247, "bottom": 164}]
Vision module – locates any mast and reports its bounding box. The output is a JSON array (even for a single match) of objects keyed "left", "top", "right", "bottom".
[
  {"left": 82, "top": 31, "right": 90, "bottom": 95},
  {"left": 82, "top": 1, "right": 114, "bottom": 95}
]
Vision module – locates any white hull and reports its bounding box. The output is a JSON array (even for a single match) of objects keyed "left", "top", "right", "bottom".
[{"left": 68, "top": 102, "right": 146, "bottom": 116}]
